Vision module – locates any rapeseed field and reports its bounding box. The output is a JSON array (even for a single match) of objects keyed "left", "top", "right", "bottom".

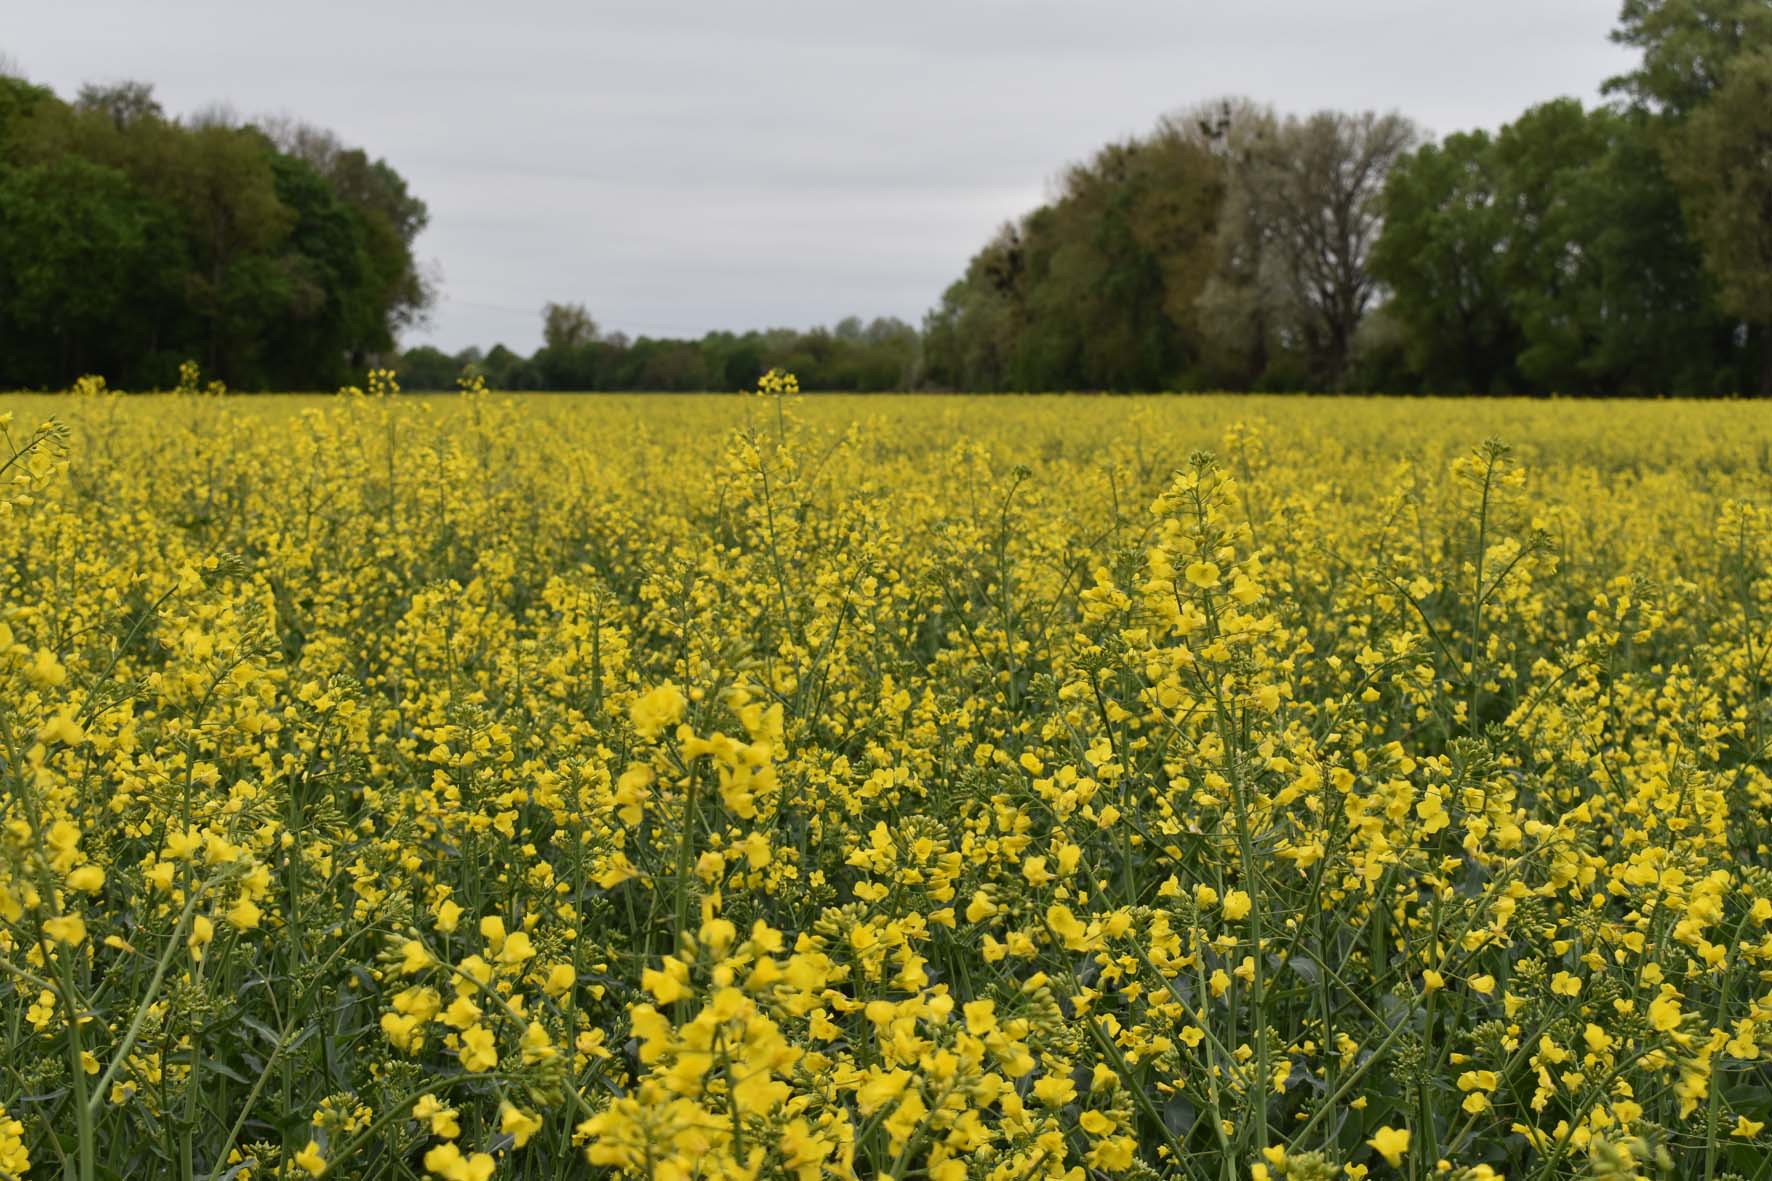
[{"left": 4, "top": 379, "right": 1772, "bottom": 1181}]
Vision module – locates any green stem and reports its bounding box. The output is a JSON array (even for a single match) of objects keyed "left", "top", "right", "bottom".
[{"left": 87, "top": 885, "right": 207, "bottom": 1118}]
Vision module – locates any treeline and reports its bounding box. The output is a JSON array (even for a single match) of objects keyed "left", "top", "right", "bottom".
[
  {"left": 417, "top": 0, "right": 1772, "bottom": 396},
  {"left": 398, "top": 303, "right": 920, "bottom": 392},
  {"left": 925, "top": 104, "right": 1413, "bottom": 393},
  {"left": 0, "top": 75, "right": 429, "bottom": 390},
  {"left": 8, "top": 0, "right": 1771, "bottom": 396},
  {"left": 923, "top": 0, "right": 1772, "bottom": 395}
]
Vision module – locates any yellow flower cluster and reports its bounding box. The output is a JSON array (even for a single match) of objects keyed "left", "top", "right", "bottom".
[{"left": 3, "top": 384, "right": 1772, "bottom": 1181}]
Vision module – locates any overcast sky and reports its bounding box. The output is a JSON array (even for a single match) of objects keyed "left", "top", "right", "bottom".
[{"left": 9, "top": 1, "right": 1635, "bottom": 354}]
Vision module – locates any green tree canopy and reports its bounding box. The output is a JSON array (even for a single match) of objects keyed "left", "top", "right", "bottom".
[{"left": 0, "top": 77, "right": 430, "bottom": 389}]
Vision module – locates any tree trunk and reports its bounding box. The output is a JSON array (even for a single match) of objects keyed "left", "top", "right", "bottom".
[{"left": 1761, "top": 323, "right": 1772, "bottom": 398}]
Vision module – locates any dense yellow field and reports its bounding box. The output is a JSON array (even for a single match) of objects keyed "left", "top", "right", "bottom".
[{"left": 4, "top": 388, "right": 1772, "bottom": 1181}]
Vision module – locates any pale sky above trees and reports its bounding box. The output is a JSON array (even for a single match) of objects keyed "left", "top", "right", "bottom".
[{"left": 8, "top": 0, "right": 1635, "bottom": 352}]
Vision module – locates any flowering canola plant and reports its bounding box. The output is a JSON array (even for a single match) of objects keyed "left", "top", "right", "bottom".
[{"left": 3, "top": 379, "right": 1772, "bottom": 1181}]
